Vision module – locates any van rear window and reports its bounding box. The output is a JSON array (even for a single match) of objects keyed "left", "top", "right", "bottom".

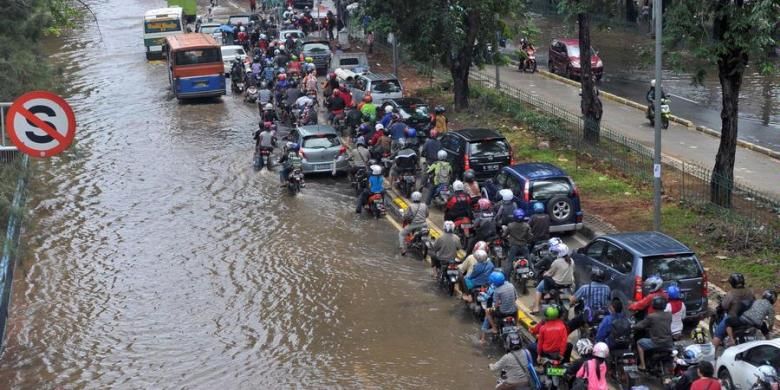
[
  {"left": 642, "top": 255, "right": 702, "bottom": 280},
  {"left": 468, "top": 140, "right": 509, "bottom": 157},
  {"left": 339, "top": 58, "right": 360, "bottom": 66},
  {"left": 531, "top": 178, "right": 572, "bottom": 200},
  {"left": 372, "top": 80, "right": 401, "bottom": 93}
]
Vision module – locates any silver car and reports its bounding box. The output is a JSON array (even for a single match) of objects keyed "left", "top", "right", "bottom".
[{"left": 287, "top": 125, "right": 350, "bottom": 175}]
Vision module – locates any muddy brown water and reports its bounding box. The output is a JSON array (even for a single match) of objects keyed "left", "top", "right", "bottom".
[{"left": 0, "top": 1, "right": 498, "bottom": 388}]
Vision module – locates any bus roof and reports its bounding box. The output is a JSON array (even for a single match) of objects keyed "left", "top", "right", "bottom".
[
  {"left": 145, "top": 7, "right": 183, "bottom": 19},
  {"left": 165, "top": 33, "right": 219, "bottom": 51}
]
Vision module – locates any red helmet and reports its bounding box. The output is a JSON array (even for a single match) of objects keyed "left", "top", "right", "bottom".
[
  {"left": 328, "top": 72, "right": 336, "bottom": 80},
  {"left": 278, "top": 73, "right": 287, "bottom": 80},
  {"left": 263, "top": 121, "right": 273, "bottom": 129},
  {"left": 478, "top": 198, "right": 492, "bottom": 211},
  {"left": 429, "top": 129, "right": 438, "bottom": 138}
]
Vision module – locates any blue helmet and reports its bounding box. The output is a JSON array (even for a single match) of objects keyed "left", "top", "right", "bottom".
[
  {"left": 666, "top": 284, "right": 681, "bottom": 300},
  {"left": 406, "top": 127, "right": 417, "bottom": 138},
  {"left": 513, "top": 209, "right": 526, "bottom": 221},
  {"left": 359, "top": 123, "right": 371, "bottom": 134},
  {"left": 489, "top": 271, "right": 505, "bottom": 286},
  {"left": 532, "top": 201, "right": 545, "bottom": 214},
  {"left": 289, "top": 143, "right": 300, "bottom": 151}
]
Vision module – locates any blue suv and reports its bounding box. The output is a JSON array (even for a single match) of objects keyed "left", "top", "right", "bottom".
[{"left": 483, "top": 163, "right": 583, "bottom": 233}]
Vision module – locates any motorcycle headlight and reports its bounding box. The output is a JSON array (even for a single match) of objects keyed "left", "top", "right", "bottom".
[{"left": 572, "top": 60, "right": 580, "bottom": 68}]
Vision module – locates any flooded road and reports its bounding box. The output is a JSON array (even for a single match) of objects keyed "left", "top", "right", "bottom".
[{"left": 0, "top": 1, "right": 498, "bottom": 388}]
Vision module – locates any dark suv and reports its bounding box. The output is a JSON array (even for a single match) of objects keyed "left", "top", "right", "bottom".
[
  {"left": 573, "top": 232, "right": 708, "bottom": 322},
  {"left": 439, "top": 129, "right": 512, "bottom": 182},
  {"left": 483, "top": 163, "right": 583, "bottom": 233},
  {"left": 380, "top": 98, "right": 431, "bottom": 137},
  {"left": 301, "top": 38, "right": 332, "bottom": 75}
]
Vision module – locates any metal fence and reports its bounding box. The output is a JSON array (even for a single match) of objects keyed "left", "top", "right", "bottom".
[{"left": 0, "top": 151, "right": 27, "bottom": 351}]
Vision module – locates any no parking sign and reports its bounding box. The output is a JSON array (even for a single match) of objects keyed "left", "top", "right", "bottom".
[{"left": 5, "top": 91, "right": 76, "bottom": 158}]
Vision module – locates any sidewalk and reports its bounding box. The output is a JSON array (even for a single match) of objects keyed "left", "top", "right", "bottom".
[{"left": 473, "top": 66, "right": 780, "bottom": 199}]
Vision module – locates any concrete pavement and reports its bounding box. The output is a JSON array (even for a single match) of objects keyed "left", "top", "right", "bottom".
[{"left": 473, "top": 66, "right": 780, "bottom": 199}]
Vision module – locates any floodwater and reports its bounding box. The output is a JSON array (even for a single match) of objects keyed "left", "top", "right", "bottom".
[{"left": 0, "top": 0, "right": 498, "bottom": 388}]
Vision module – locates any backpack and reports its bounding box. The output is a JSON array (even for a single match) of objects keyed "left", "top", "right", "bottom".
[
  {"left": 434, "top": 163, "right": 451, "bottom": 185},
  {"left": 608, "top": 315, "right": 632, "bottom": 347}
]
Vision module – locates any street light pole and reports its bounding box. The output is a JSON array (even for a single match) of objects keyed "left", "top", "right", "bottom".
[
  {"left": 652, "top": 0, "right": 662, "bottom": 231},
  {"left": 494, "top": 13, "right": 500, "bottom": 89}
]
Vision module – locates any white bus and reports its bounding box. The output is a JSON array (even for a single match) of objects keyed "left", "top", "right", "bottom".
[{"left": 143, "top": 7, "right": 185, "bottom": 60}]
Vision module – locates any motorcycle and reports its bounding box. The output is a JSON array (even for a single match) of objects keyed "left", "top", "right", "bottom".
[
  {"left": 610, "top": 346, "right": 640, "bottom": 390},
  {"left": 380, "top": 152, "right": 394, "bottom": 178},
  {"left": 393, "top": 149, "right": 419, "bottom": 199},
  {"left": 519, "top": 47, "right": 537, "bottom": 73},
  {"left": 254, "top": 146, "right": 273, "bottom": 170},
  {"left": 489, "top": 238, "right": 506, "bottom": 268},
  {"left": 512, "top": 256, "right": 535, "bottom": 295},
  {"left": 349, "top": 166, "right": 368, "bottom": 195},
  {"left": 437, "top": 259, "right": 459, "bottom": 296},
  {"left": 647, "top": 97, "right": 671, "bottom": 130},
  {"left": 244, "top": 84, "right": 258, "bottom": 103},
  {"left": 287, "top": 167, "right": 304, "bottom": 195},
  {"left": 466, "top": 285, "right": 489, "bottom": 321},
  {"left": 403, "top": 223, "right": 431, "bottom": 260},
  {"left": 709, "top": 293, "right": 759, "bottom": 346},
  {"left": 540, "top": 284, "right": 572, "bottom": 321},
  {"left": 453, "top": 217, "right": 473, "bottom": 249},
  {"left": 364, "top": 193, "right": 386, "bottom": 219},
  {"left": 572, "top": 298, "right": 607, "bottom": 339},
  {"left": 538, "top": 354, "right": 567, "bottom": 390},
  {"left": 431, "top": 184, "right": 451, "bottom": 209},
  {"left": 497, "top": 314, "right": 521, "bottom": 352}
]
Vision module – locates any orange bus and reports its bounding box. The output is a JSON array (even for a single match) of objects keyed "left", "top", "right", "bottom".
[{"left": 164, "top": 33, "right": 225, "bottom": 99}]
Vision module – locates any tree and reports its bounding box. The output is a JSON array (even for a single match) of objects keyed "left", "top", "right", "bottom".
[
  {"left": 558, "top": 1, "right": 605, "bottom": 142},
  {"left": 665, "top": 0, "right": 780, "bottom": 207},
  {"left": 366, "top": 0, "right": 523, "bottom": 110}
]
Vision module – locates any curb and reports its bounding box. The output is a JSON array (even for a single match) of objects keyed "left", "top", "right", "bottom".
[{"left": 533, "top": 69, "right": 780, "bottom": 161}]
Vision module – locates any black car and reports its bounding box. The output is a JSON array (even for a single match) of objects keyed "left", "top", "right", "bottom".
[
  {"left": 301, "top": 38, "right": 332, "bottom": 75},
  {"left": 380, "top": 98, "right": 431, "bottom": 137},
  {"left": 439, "top": 128, "right": 512, "bottom": 181}
]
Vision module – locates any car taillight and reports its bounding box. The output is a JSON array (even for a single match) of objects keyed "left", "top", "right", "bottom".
[
  {"left": 338, "top": 145, "right": 347, "bottom": 156},
  {"left": 463, "top": 153, "right": 470, "bottom": 172},
  {"left": 702, "top": 270, "right": 708, "bottom": 296},
  {"left": 298, "top": 150, "right": 306, "bottom": 159},
  {"left": 634, "top": 276, "right": 643, "bottom": 301},
  {"left": 510, "top": 147, "right": 516, "bottom": 165},
  {"left": 576, "top": 214, "right": 583, "bottom": 223},
  {"left": 570, "top": 178, "right": 579, "bottom": 198},
  {"left": 518, "top": 259, "right": 528, "bottom": 266},
  {"left": 523, "top": 180, "right": 530, "bottom": 203}
]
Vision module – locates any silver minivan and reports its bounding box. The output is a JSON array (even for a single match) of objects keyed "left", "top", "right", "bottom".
[{"left": 348, "top": 73, "right": 403, "bottom": 105}]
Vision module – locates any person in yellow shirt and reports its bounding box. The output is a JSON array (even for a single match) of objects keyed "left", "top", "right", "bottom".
[{"left": 431, "top": 105, "right": 448, "bottom": 134}]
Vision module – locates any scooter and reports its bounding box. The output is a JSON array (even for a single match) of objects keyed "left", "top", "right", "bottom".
[
  {"left": 364, "top": 193, "right": 386, "bottom": 219},
  {"left": 646, "top": 97, "right": 671, "bottom": 129},
  {"left": 512, "top": 256, "right": 535, "bottom": 295},
  {"left": 254, "top": 146, "right": 273, "bottom": 170},
  {"left": 437, "top": 259, "right": 459, "bottom": 296},
  {"left": 403, "top": 223, "right": 431, "bottom": 260},
  {"left": 453, "top": 217, "right": 473, "bottom": 249},
  {"left": 430, "top": 183, "right": 451, "bottom": 209},
  {"left": 538, "top": 354, "right": 567, "bottom": 390},
  {"left": 519, "top": 47, "right": 537, "bottom": 73},
  {"left": 244, "top": 84, "right": 258, "bottom": 103},
  {"left": 287, "top": 167, "right": 304, "bottom": 195}
]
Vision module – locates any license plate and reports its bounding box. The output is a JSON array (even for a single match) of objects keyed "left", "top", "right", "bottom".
[
  {"left": 483, "top": 164, "right": 499, "bottom": 171},
  {"left": 546, "top": 367, "right": 565, "bottom": 376},
  {"left": 460, "top": 224, "right": 472, "bottom": 229},
  {"left": 315, "top": 163, "right": 331, "bottom": 170},
  {"left": 516, "top": 267, "right": 529, "bottom": 274}
]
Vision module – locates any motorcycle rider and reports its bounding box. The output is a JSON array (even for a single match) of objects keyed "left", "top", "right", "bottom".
[
  {"left": 258, "top": 80, "right": 273, "bottom": 111},
  {"left": 494, "top": 189, "right": 517, "bottom": 227},
  {"left": 399, "top": 191, "right": 429, "bottom": 256},
  {"left": 531, "top": 243, "right": 574, "bottom": 315},
  {"left": 690, "top": 361, "right": 721, "bottom": 390},
  {"left": 528, "top": 201, "right": 550, "bottom": 247},
  {"left": 482, "top": 271, "right": 518, "bottom": 345},
  {"left": 726, "top": 290, "right": 776, "bottom": 345},
  {"left": 528, "top": 305, "right": 571, "bottom": 364},
  {"left": 430, "top": 105, "right": 448, "bottom": 134},
  {"left": 665, "top": 285, "right": 687, "bottom": 339},
  {"left": 254, "top": 123, "right": 275, "bottom": 151},
  {"left": 359, "top": 95, "right": 377, "bottom": 122},
  {"left": 355, "top": 165, "right": 385, "bottom": 214},
  {"left": 425, "top": 150, "right": 452, "bottom": 205},
  {"left": 489, "top": 336, "right": 533, "bottom": 390},
  {"left": 379, "top": 105, "right": 394, "bottom": 128},
  {"left": 277, "top": 142, "right": 303, "bottom": 187},
  {"left": 369, "top": 126, "right": 392, "bottom": 160},
  {"left": 326, "top": 88, "right": 347, "bottom": 125},
  {"left": 633, "top": 295, "right": 674, "bottom": 371},
  {"left": 463, "top": 169, "right": 481, "bottom": 200},
  {"left": 566, "top": 267, "right": 611, "bottom": 334},
  {"left": 388, "top": 119, "right": 408, "bottom": 152},
  {"left": 261, "top": 103, "right": 278, "bottom": 124},
  {"left": 456, "top": 241, "right": 488, "bottom": 298},
  {"left": 505, "top": 209, "right": 533, "bottom": 275},
  {"left": 596, "top": 298, "right": 632, "bottom": 350},
  {"left": 575, "top": 342, "right": 609, "bottom": 390},
  {"left": 628, "top": 275, "right": 668, "bottom": 316},
  {"left": 468, "top": 199, "right": 498, "bottom": 253},
  {"left": 461, "top": 247, "right": 494, "bottom": 302},
  {"left": 712, "top": 272, "right": 755, "bottom": 348},
  {"left": 519, "top": 38, "right": 537, "bottom": 70},
  {"left": 444, "top": 180, "right": 473, "bottom": 222},
  {"left": 421, "top": 129, "right": 442, "bottom": 167},
  {"left": 430, "top": 220, "right": 462, "bottom": 279},
  {"left": 646, "top": 79, "right": 669, "bottom": 119},
  {"left": 565, "top": 339, "right": 593, "bottom": 388}
]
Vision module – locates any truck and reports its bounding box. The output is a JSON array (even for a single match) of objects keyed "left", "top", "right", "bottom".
[{"left": 167, "top": 0, "right": 197, "bottom": 23}]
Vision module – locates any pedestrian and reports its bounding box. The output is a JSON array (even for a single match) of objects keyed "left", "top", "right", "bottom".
[
  {"left": 326, "top": 11, "right": 336, "bottom": 40},
  {"left": 366, "top": 31, "right": 374, "bottom": 54},
  {"left": 690, "top": 361, "right": 721, "bottom": 390},
  {"left": 249, "top": 0, "right": 256, "bottom": 13}
]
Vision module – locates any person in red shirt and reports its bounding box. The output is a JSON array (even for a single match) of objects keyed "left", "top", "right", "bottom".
[
  {"left": 628, "top": 275, "right": 667, "bottom": 315},
  {"left": 690, "top": 361, "right": 721, "bottom": 390},
  {"left": 528, "top": 305, "right": 570, "bottom": 364},
  {"left": 369, "top": 123, "right": 385, "bottom": 146},
  {"left": 339, "top": 84, "right": 354, "bottom": 108}
]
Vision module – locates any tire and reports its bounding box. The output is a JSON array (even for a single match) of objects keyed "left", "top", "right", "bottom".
[
  {"left": 448, "top": 280, "right": 455, "bottom": 296},
  {"left": 531, "top": 61, "right": 537, "bottom": 73},
  {"left": 420, "top": 245, "right": 428, "bottom": 261},
  {"left": 547, "top": 196, "right": 573, "bottom": 224},
  {"left": 662, "top": 117, "right": 670, "bottom": 129},
  {"left": 718, "top": 369, "right": 735, "bottom": 390},
  {"left": 567, "top": 66, "right": 575, "bottom": 80},
  {"left": 548, "top": 60, "right": 555, "bottom": 74},
  {"left": 518, "top": 278, "right": 528, "bottom": 295}
]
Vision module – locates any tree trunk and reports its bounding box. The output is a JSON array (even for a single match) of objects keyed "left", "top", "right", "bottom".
[
  {"left": 451, "top": 64, "right": 470, "bottom": 110},
  {"left": 578, "top": 13, "right": 602, "bottom": 143},
  {"left": 625, "top": 0, "right": 637, "bottom": 22},
  {"left": 449, "top": 10, "right": 480, "bottom": 111}
]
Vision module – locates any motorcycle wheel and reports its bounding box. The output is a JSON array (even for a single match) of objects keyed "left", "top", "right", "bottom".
[
  {"left": 518, "top": 278, "right": 528, "bottom": 296},
  {"left": 531, "top": 61, "right": 537, "bottom": 73},
  {"left": 447, "top": 280, "right": 454, "bottom": 296},
  {"left": 254, "top": 155, "right": 263, "bottom": 170},
  {"left": 662, "top": 117, "right": 670, "bottom": 129},
  {"left": 420, "top": 245, "right": 428, "bottom": 261}
]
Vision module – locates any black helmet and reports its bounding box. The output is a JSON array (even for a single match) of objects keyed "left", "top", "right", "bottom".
[
  {"left": 253, "top": 55, "right": 261, "bottom": 63},
  {"left": 434, "top": 105, "right": 445, "bottom": 114},
  {"left": 729, "top": 273, "right": 745, "bottom": 288},
  {"left": 463, "top": 169, "right": 475, "bottom": 182},
  {"left": 763, "top": 290, "right": 777, "bottom": 304},
  {"left": 590, "top": 267, "right": 606, "bottom": 283},
  {"left": 651, "top": 295, "right": 668, "bottom": 311}
]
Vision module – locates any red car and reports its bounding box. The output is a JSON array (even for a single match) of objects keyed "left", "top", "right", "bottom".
[{"left": 547, "top": 38, "right": 604, "bottom": 81}]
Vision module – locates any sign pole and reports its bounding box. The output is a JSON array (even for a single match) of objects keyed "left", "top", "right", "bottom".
[{"left": 653, "top": 0, "right": 662, "bottom": 231}]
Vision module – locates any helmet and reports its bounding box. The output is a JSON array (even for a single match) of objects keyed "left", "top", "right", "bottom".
[
  {"left": 437, "top": 150, "right": 447, "bottom": 161},
  {"left": 682, "top": 344, "right": 703, "bottom": 365},
  {"left": 359, "top": 124, "right": 370, "bottom": 134},
  {"left": 474, "top": 249, "right": 489, "bottom": 262},
  {"left": 288, "top": 143, "right": 300, "bottom": 151},
  {"left": 305, "top": 56, "right": 313, "bottom": 63},
  {"left": 406, "top": 128, "right": 417, "bottom": 138},
  {"left": 576, "top": 339, "right": 594, "bottom": 356},
  {"left": 763, "top": 290, "right": 777, "bottom": 304},
  {"left": 473, "top": 241, "right": 488, "bottom": 253},
  {"left": 551, "top": 243, "right": 569, "bottom": 257},
  {"left": 651, "top": 295, "right": 668, "bottom": 311},
  {"left": 532, "top": 201, "right": 545, "bottom": 214},
  {"left": 452, "top": 180, "right": 464, "bottom": 192},
  {"left": 429, "top": 129, "right": 438, "bottom": 138},
  {"left": 278, "top": 73, "right": 287, "bottom": 80},
  {"left": 591, "top": 267, "right": 606, "bottom": 283},
  {"left": 363, "top": 94, "right": 373, "bottom": 103},
  {"left": 287, "top": 6, "right": 292, "bottom": 10},
  {"left": 489, "top": 271, "right": 505, "bottom": 286},
  {"left": 274, "top": 49, "right": 280, "bottom": 55},
  {"left": 729, "top": 273, "right": 745, "bottom": 288},
  {"left": 757, "top": 365, "right": 778, "bottom": 382},
  {"left": 666, "top": 284, "right": 681, "bottom": 300},
  {"left": 253, "top": 54, "right": 261, "bottom": 63},
  {"left": 443, "top": 220, "right": 455, "bottom": 233},
  {"left": 385, "top": 105, "right": 393, "bottom": 113},
  {"left": 434, "top": 105, "right": 446, "bottom": 114},
  {"left": 592, "top": 342, "right": 609, "bottom": 359},
  {"left": 478, "top": 198, "right": 492, "bottom": 211},
  {"left": 644, "top": 275, "right": 664, "bottom": 293},
  {"left": 544, "top": 305, "right": 560, "bottom": 320},
  {"left": 463, "top": 169, "right": 475, "bottom": 182},
  {"left": 650, "top": 79, "right": 656, "bottom": 87},
  {"left": 410, "top": 191, "right": 422, "bottom": 202},
  {"left": 375, "top": 123, "right": 385, "bottom": 131},
  {"left": 264, "top": 103, "right": 273, "bottom": 110},
  {"left": 691, "top": 326, "right": 708, "bottom": 344},
  {"left": 370, "top": 165, "right": 382, "bottom": 175},
  {"left": 548, "top": 237, "right": 563, "bottom": 247},
  {"left": 356, "top": 136, "right": 367, "bottom": 147},
  {"left": 499, "top": 189, "right": 513, "bottom": 202},
  {"left": 512, "top": 209, "right": 526, "bottom": 221},
  {"left": 259, "top": 33, "right": 267, "bottom": 40},
  {"left": 328, "top": 72, "right": 336, "bottom": 80}
]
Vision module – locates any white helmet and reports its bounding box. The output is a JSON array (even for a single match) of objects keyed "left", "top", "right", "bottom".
[
  {"left": 375, "top": 123, "right": 385, "bottom": 131},
  {"left": 287, "top": 6, "right": 292, "bottom": 10},
  {"left": 411, "top": 191, "right": 422, "bottom": 202},
  {"left": 259, "top": 33, "right": 267, "bottom": 40},
  {"left": 548, "top": 237, "right": 563, "bottom": 247},
  {"left": 592, "top": 342, "right": 609, "bottom": 359},
  {"left": 551, "top": 243, "right": 570, "bottom": 257},
  {"left": 384, "top": 105, "right": 393, "bottom": 113},
  {"left": 499, "top": 188, "right": 514, "bottom": 202},
  {"left": 370, "top": 165, "right": 382, "bottom": 175},
  {"left": 443, "top": 220, "right": 455, "bottom": 233},
  {"left": 274, "top": 49, "right": 280, "bottom": 55},
  {"left": 576, "top": 339, "right": 593, "bottom": 356},
  {"left": 473, "top": 241, "right": 488, "bottom": 253},
  {"left": 264, "top": 103, "right": 273, "bottom": 110},
  {"left": 474, "top": 249, "right": 488, "bottom": 262},
  {"left": 279, "top": 44, "right": 286, "bottom": 50},
  {"left": 650, "top": 79, "right": 656, "bottom": 87},
  {"left": 436, "top": 150, "right": 447, "bottom": 161},
  {"left": 757, "top": 365, "right": 779, "bottom": 382},
  {"left": 452, "top": 180, "right": 464, "bottom": 191}
]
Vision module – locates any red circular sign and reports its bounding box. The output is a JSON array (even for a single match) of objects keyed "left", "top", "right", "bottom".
[{"left": 5, "top": 90, "right": 76, "bottom": 158}]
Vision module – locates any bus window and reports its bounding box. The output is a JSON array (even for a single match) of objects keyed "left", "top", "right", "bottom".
[{"left": 174, "top": 48, "right": 221, "bottom": 66}]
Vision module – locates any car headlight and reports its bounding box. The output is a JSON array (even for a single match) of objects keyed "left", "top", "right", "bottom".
[{"left": 572, "top": 60, "right": 580, "bottom": 68}]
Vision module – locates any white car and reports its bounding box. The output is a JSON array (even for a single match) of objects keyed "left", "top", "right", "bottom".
[
  {"left": 716, "top": 338, "right": 780, "bottom": 389},
  {"left": 279, "top": 29, "right": 305, "bottom": 41},
  {"left": 197, "top": 22, "right": 223, "bottom": 45},
  {"left": 221, "top": 45, "right": 246, "bottom": 76}
]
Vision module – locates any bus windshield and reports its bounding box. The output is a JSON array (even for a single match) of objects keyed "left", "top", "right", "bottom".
[
  {"left": 174, "top": 48, "right": 221, "bottom": 66},
  {"left": 145, "top": 19, "right": 182, "bottom": 34}
]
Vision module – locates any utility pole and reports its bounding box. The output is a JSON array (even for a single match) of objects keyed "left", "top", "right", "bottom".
[
  {"left": 392, "top": 33, "right": 398, "bottom": 76},
  {"left": 652, "top": 0, "right": 662, "bottom": 231},
  {"left": 494, "top": 13, "right": 500, "bottom": 89}
]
